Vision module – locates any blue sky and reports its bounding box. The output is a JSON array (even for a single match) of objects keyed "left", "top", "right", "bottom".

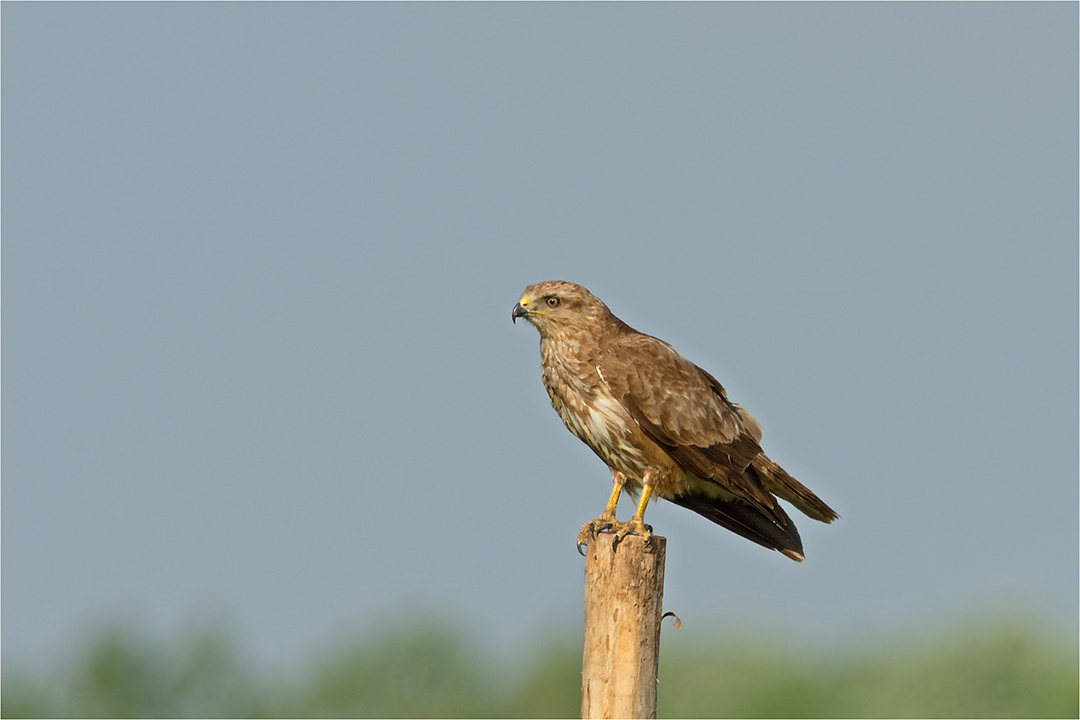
[{"left": 3, "top": 3, "right": 1077, "bottom": 666}]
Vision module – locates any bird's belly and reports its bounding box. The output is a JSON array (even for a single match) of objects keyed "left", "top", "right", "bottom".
[{"left": 548, "top": 383, "right": 670, "bottom": 481}]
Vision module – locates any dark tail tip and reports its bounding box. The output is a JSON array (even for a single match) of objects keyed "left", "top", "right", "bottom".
[{"left": 668, "top": 491, "right": 805, "bottom": 560}]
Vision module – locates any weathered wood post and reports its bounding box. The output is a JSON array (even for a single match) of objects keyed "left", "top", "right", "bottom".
[{"left": 581, "top": 533, "right": 667, "bottom": 719}]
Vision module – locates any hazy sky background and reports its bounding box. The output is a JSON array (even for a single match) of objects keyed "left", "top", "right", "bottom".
[{"left": 4, "top": 3, "right": 1077, "bottom": 668}]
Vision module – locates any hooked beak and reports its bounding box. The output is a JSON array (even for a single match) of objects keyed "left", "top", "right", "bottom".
[{"left": 511, "top": 302, "right": 528, "bottom": 323}]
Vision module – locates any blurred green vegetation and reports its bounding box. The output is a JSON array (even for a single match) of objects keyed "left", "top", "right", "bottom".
[{"left": 3, "top": 611, "right": 1076, "bottom": 718}]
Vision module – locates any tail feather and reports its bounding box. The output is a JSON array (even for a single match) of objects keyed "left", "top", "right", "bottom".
[
  {"left": 668, "top": 491, "right": 805, "bottom": 562},
  {"left": 750, "top": 455, "right": 839, "bottom": 524}
]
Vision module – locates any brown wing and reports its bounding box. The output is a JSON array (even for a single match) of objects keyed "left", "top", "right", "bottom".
[{"left": 597, "top": 333, "right": 782, "bottom": 521}]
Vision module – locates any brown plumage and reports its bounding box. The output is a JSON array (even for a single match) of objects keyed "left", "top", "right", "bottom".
[{"left": 512, "top": 280, "right": 837, "bottom": 561}]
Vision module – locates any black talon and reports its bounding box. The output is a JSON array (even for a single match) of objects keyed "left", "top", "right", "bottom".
[{"left": 577, "top": 540, "right": 587, "bottom": 557}]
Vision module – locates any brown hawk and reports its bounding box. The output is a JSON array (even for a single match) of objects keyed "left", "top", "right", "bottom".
[{"left": 512, "top": 280, "right": 837, "bottom": 561}]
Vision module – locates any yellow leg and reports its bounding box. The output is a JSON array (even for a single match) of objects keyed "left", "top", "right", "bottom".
[
  {"left": 612, "top": 475, "right": 654, "bottom": 550},
  {"left": 576, "top": 470, "right": 627, "bottom": 554},
  {"left": 630, "top": 482, "right": 653, "bottom": 523},
  {"left": 602, "top": 470, "right": 627, "bottom": 517}
]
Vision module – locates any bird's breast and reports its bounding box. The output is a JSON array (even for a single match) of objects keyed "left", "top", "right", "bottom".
[{"left": 539, "top": 340, "right": 655, "bottom": 476}]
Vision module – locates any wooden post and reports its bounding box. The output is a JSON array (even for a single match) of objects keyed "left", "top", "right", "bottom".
[{"left": 581, "top": 533, "right": 667, "bottom": 719}]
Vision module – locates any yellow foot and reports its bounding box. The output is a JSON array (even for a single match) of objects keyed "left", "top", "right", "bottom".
[
  {"left": 611, "top": 518, "right": 653, "bottom": 551},
  {"left": 576, "top": 516, "right": 617, "bottom": 556}
]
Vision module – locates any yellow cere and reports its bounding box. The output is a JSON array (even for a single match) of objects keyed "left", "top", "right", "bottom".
[{"left": 520, "top": 295, "right": 529, "bottom": 307}]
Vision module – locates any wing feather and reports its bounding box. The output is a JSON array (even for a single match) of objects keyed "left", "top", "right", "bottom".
[{"left": 599, "top": 333, "right": 782, "bottom": 519}]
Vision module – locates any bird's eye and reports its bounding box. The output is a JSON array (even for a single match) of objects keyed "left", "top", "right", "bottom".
[{"left": 546, "top": 296, "right": 560, "bottom": 308}]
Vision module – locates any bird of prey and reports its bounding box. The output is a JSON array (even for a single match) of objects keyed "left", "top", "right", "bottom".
[{"left": 512, "top": 280, "right": 837, "bottom": 561}]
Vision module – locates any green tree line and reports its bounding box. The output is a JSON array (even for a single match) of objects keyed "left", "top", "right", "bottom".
[{"left": 3, "top": 611, "right": 1076, "bottom": 718}]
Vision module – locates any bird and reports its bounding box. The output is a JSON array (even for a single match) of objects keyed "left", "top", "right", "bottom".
[{"left": 512, "top": 280, "right": 837, "bottom": 561}]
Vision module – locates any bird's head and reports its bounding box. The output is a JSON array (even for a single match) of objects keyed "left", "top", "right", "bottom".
[{"left": 512, "top": 281, "right": 611, "bottom": 338}]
